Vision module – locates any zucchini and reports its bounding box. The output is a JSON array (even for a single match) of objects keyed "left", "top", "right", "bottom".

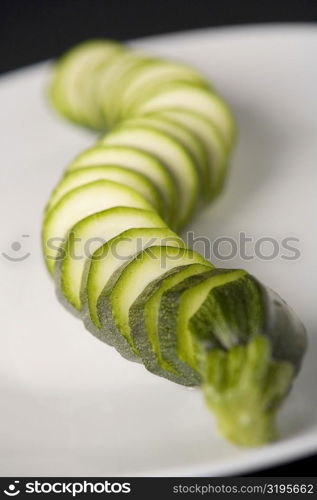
[
  {"left": 46, "top": 165, "right": 163, "bottom": 216},
  {"left": 122, "top": 114, "right": 210, "bottom": 197},
  {"left": 94, "top": 50, "right": 151, "bottom": 127},
  {"left": 68, "top": 145, "right": 177, "bottom": 225},
  {"left": 97, "top": 246, "right": 210, "bottom": 361},
  {"left": 190, "top": 273, "right": 307, "bottom": 374},
  {"left": 153, "top": 108, "right": 229, "bottom": 197},
  {"left": 44, "top": 40, "right": 307, "bottom": 447},
  {"left": 129, "top": 263, "right": 212, "bottom": 385},
  {"left": 157, "top": 269, "right": 245, "bottom": 383},
  {"left": 50, "top": 40, "right": 124, "bottom": 129},
  {"left": 42, "top": 180, "right": 154, "bottom": 274},
  {"left": 189, "top": 272, "right": 307, "bottom": 446},
  {"left": 81, "top": 227, "right": 183, "bottom": 337},
  {"left": 128, "top": 82, "right": 236, "bottom": 147},
  {"left": 118, "top": 58, "right": 207, "bottom": 119},
  {"left": 99, "top": 124, "right": 199, "bottom": 227},
  {"left": 56, "top": 209, "right": 167, "bottom": 313}
]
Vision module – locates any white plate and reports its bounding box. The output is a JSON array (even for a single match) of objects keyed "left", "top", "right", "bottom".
[{"left": 0, "top": 24, "right": 316, "bottom": 477}]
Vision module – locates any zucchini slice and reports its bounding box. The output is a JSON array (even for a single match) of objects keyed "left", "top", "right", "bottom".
[
  {"left": 68, "top": 145, "right": 177, "bottom": 224},
  {"left": 158, "top": 269, "right": 246, "bottom": 381},
  {"left": 50, "top": 40, "right": 124, "bottom": 129},
  {"left": 122, "top": 114, "right": 210, "bottom": 196},
  {"left": 118, "top": 58, "right": 207, "bottom": 119},
  {"left": 95, "top": 50, "right": 151, "bottom": 127},
  {"left": 129, "top": 263, "right": 212, "bottom": 385},
  {"left": 154, "top": 108, "right": 229, "bottom": 197},
  {"left": 81, "top": 226, "right": 183, "bottom": 334},
  {"left": 46, "top": 165, "right": 163, "bottom": 216},
  {"left": 190, "top": 273, "right": 307, "bottom": 375},
  {"left": 99, "top": 125, "right": 199, "bottom": 227},
  {"left": 56, "top": 209, "right": 168, "bottom": 314},
  {"left": 42, "top": 180, "right": 154, "bottom": 274},
  {"left": 128, "top": 82, "right": 236, "bottom": 147},
  {"left": 97, "top": 245, "right": 210, "bottom": 361}
]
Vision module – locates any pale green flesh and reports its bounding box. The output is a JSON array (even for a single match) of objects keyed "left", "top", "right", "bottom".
[
  {"left": 122, "top": 115, "right": 209, "bottom": 192},
  {"left": 99, "top": 125, "right": 199, "bottom": 227},
  {"left": 118, "top": 59, "right": 206, "bottom": 118},
  {"left": 60, "top": 209, "right": 167, "bottom": 311},
  {"left": 50, "top": 40, "right": 124, "bottom": 128},
  {"left": 44, "top": 40, "right": 309, "bottom": 448},
  {"left": 46, "top": 165, "right": 163, "bottom": 215},
  {"left": 144, "top": 263, "right": 212, "bottom": 372},
  {"left": 67, "top": 145, "right": 176, "bottom": 224},
  {"left": 86, "top": 227, "right": 182, "bottom": 327},
  {"left": 129, "top": 82, "right": 235, "bottom": 147},
  {"left": 108, "top": 245, "right": 210, "bottom": 345},
  {"left": 43, "top": 180, "right": 154, "bottom": 273},
  {"left": 95, "top": 51, "right": 151, "bottom": 126},
  {"left": 175, "top": 270, "right": 246, "bottom": 369},
  {"left": 154, "top": 109, "right": 229, "bottom": 196}
]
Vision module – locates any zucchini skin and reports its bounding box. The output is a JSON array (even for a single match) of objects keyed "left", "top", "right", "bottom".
[
  {"left": 190, "top": 272, "right": 307, "bottom": 446},
  {"left": 129, "top": 263, "right": 212, "bottom": 385},
  {"left": 190, "top": 273, "right": 307, "bottom": 374},
  {"left": 97, "top": 261, "right": 142, "bottom": 361},
  {"left": 43, "top": 40, "right": 307, "bottom": 447}
]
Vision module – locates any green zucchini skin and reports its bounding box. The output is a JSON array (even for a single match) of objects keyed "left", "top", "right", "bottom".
[
  {"left": 190, "top": 273, "right": 307, "bottom": 374},
  {"left": 49, "top": 40, "right": 124, "bottom": 129},
  {"left": 98, "top": 124, "right": 199, "bottom": 229},
  {"left": 121, "top": 114, "right": 210, "bottom": 199},
  {"left": 157, "top": 269, "right": 245, "bottom": 385},
  {"left": 97, "top": 261, "right": 142, "bottom": 361},
  {"left": 202, "top": 336, "right": 295, "bottom": 446},
  {"left": 150, "top": 108, "right": 229, "bottom": 199},
  {"left": 96, "top": 245, "right": 207, "bottom": 362},
  {"left": 189, "top": 271, "right": 307, "bottom": 446},
  {"left": 46, "top": 165, "right": 164, "bottom": 216},
  {"left": 129, "top": 263, "right": 212, "bottom": 385},
  {"left": 43, "top": 40, "right": 307, "bottom": 447},
  {"left": 67, "top": 145, "right": 177, "bottom": 226},
  {"left": 81, "top": 226, "right": 182, "bottom": 344}
]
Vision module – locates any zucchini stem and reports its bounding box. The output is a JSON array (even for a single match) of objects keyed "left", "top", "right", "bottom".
[{"left": 201, "top": 335, "right": 294, "bottom": 446}]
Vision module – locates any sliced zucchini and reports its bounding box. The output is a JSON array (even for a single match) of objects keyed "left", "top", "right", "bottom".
[
  {"left": 50, "top": 40, "right": 124, "bottom": 129},
  {"left": 42, "top": 180, "right": 154, "bottom": 274},
  {"left": 67, "top": 145, "right": 177, "bottom": 224},
  {"left": 118, "top": 58, "right": 207, "bottom": 120},
  {"left": 129, "top": 263, "right": 212, "bottom": 385},
  {"left": 190, "top": 272, "right": 307, "bottom": 375},
  {"left": 99, "top": 125, "right": 199, "bottom": 227},
  {"left": 81, "top": 226, "right": 183, "bottom": 333},
  {"left": 128, "top": 82, "right": 236, "bottom": 147},
  {"left": 44, "top": 40, "right": 308, "bottom": 448},
  {"left": 56, "top": 209, "right": 167, "bottom": 313},
  {"left": 188, "top": 271, "right": 307, "bottom": 446},
  {"left": 46, "top": 165, "right": 163, "bottom": 216},
  {"left": 97, "top": 245, "right": 210, "bottom": 361},
  {"left": 154, "top": 108, "right": 229, "bottom": 197},
  {"left": 95, "top": 50, "right": 151, "bottom": 127},
  {"left": 157, "top": 269, "right": 246, "bottom": 381},
  {"left": 122, "top": 114, "right": 209, "bottom": 196}
]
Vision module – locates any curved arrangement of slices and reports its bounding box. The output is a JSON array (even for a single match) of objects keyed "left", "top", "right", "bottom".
[{"left": 43, "top": 40, "right": 307, "bottom": 446}]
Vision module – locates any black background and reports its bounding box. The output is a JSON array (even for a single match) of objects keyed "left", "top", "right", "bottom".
[
  {"left": 1, "top": 0, "right": 316, "bottom": 477},
  {"left": 1, "top": 0, "right": 317, "bottom": 74}
]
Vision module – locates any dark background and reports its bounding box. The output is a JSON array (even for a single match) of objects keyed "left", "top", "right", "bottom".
[
  {"left": 1, "top": 0, "right": 316, "bottom": 477},
  {"left": 1, "top": 0, "right": 317, "bottom": 74}
]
